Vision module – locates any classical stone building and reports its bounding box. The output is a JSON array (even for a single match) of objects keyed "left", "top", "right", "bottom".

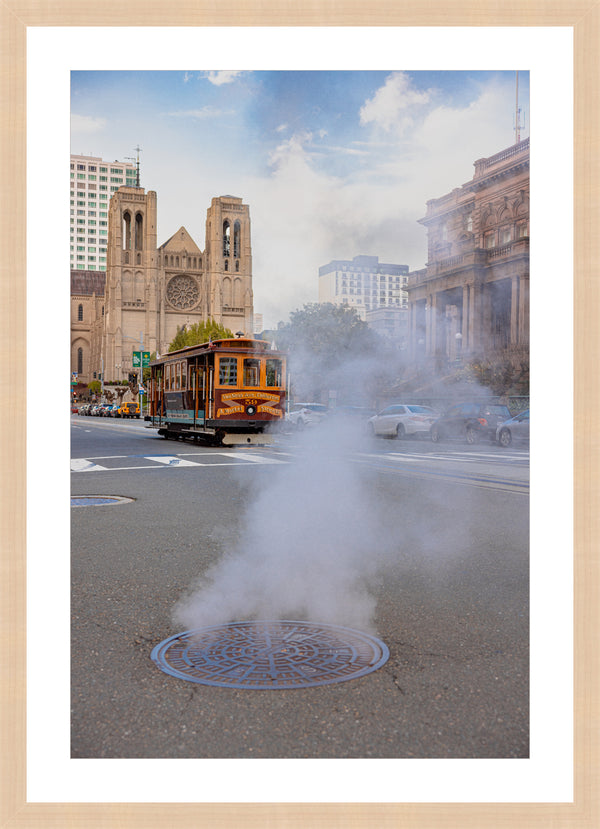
[
  {"left": 72, "top": 188, "right": 254, "bottom": 386},
  {"left": 70, "top": 270, "right": 106, "bottom": 386},
  {"left": 407, "top": 138, "right": 529, "bottom": 365}
]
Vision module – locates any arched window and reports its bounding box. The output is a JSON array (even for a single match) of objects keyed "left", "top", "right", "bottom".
[
  {"left": 135, "top": 212, "right": 143, "bottom": 250},
  {"left": 223, "top": 221, "right": 231, "bottom": 257},
  {"left": 123, "top": 211, "right": 132, "bottom": 249},
  {"left": 77, "top": 304, "right": 83, "bottom": 321},
  {"left": 223, "top": 276, "right": 232, "bottom": 306},
  {"left": 77, "top": 347, "right": 83, "bottom": 374},
  {"left": 234, "top": 221, "right": 241, "bottom": 257}
]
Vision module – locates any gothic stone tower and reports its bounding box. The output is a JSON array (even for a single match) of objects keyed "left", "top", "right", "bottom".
[
  {"left": 205, "top": 195, "right": 254, "bottom": 335},
  {"left": 104, "top": 187, "right": 159, "bottom": 380}
]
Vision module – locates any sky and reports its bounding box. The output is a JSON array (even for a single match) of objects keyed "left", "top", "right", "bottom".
[{"left": 71, "top": 69, "right": 529, "bottom": 329}]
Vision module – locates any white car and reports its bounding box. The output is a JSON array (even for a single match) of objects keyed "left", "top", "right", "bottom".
[
  {"left": 285, "top": 403, "right": 328, "bottom": 429},
  {"left": 368, "top": 404, "right": 438, "bottom": 439}
]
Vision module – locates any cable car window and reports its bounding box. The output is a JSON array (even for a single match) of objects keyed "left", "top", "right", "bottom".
[
  {"left": 266, "top": 359, "right": 282, "bottom": 387},
  {"left": 243, "top": 358, "right": 260, "bottom": 387},
  {"left": 181, "top": 362, "right": 187, "bottom": 389},
  {"left": 219, "top": 357, "right": 238, "bottom": 386}
]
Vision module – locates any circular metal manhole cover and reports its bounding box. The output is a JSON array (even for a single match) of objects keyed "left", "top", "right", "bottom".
[
  {"left": 71, "top": 495, "right": 134, "bottom": 507},
  {"left": 151, "top": 620, "right": 389, "bottom": 689}
]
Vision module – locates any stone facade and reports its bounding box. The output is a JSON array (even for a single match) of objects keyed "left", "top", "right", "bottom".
[
  {"left": 71, "top": 271, "right": 106, "bottom": 385},
  {"left": 72, "top": 189, "right": 254, "bottom": 385},
  {"left": 407, "top": 138, "right": 529, "bottom": 365}
]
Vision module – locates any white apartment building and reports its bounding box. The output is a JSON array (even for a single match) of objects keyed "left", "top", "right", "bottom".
[
  {"left": 318, "top": 255, "right": 409, "bottom": 320},
  {"left": 70, "top": 154, "right": 137, "bottom": 271}
]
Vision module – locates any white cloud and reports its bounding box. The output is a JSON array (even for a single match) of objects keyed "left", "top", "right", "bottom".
[
  {"left": 70, "top": 113, "right": 107, "bottom": 134},
  {"left": 359, "top": 71, "right": 432, "bottom": 132},
  {"left": 203, "top": 70, "right": 245, "bottom": 86},
  {"left": 165, "top": 107, "right": 231, "bottom": 119}
]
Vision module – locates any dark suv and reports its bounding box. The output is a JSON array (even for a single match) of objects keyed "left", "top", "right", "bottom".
[{"left": 430, "top": 402, "right": 511, "bottom": 444}]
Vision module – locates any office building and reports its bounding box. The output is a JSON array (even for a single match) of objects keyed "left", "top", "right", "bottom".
[
  {"left": 318, "top": 255, "right": 409, "bottom": 321},
  {"left": 70, "top": 154, "right": 137, "bottom": 272}
]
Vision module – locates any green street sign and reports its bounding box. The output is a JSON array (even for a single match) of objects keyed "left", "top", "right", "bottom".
[{"left": 132, "top": 351, "right": 150, "bottom": 368}]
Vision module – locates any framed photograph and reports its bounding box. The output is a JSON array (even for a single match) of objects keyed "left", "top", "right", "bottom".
[{"left": 2, "top": 3, "right": 596, "bottom": 827}]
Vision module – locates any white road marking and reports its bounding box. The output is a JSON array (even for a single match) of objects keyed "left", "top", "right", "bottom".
[
  {"left": 144, "top": 455, "right": 202, "bottom": 467},
  {"left": 70, "top": 458, "right": 108, "bottom": 472}
]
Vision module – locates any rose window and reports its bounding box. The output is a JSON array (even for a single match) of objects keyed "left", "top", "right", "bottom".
[{"left": 166, "top": 275, "right": 200, "bottom": 309}]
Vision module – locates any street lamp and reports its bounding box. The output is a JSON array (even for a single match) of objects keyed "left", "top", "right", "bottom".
[{"left": 455, "top": 332, "right": 463, "bottom": 362}]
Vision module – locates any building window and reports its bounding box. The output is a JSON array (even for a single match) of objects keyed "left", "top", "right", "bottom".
[
  {"left": 77, "top": 347, "right": 83, "bottom": 374},
  {"left": 501, "top": 226, "right": 512, "bottom": 244},
  {"left": 77, "top": 304, "right": 84, "bottom": 321},
  {"left": 234, "top": 221, "right": 241, "bottom": 257},
  {"left": 223, "top": 221, "right": 231, "bottom": 257}
]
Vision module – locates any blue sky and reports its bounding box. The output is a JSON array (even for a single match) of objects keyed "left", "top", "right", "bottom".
[{"left": 71, "top": 69, "right": 529, "bottom": 328}]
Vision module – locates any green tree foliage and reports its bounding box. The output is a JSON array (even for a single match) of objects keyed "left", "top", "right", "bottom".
[
  {"left": 274, "top": 303, "right": 389, "bottom": 403},
  {"left": 87, "top": 380, "right": 101, "bottom": 396},
  {"left": 168, "top": 319, "right": 234, "bottom": 352}
]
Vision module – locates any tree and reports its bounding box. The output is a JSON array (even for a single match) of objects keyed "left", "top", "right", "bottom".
[
  {"left": 87, "top": 380, "right": 101, "bottom": 396},
  {"left": 274, "top": 303, "right": 392, "bottom": 404},
  {"left": 168, "top": 319, "right": 234, "bottom": 352}
]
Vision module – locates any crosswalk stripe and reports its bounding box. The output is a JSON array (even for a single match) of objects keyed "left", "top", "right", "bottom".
[
  {"left": 71, "top": 458, "right": 108, "bottom": 472},
  {"left": 144, "top": 455, "right": 202, "bottom": 467}
]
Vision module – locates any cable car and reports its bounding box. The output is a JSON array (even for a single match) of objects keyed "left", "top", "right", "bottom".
[{"left": 146, "top": 337, "right": 286, "bottom": 445}]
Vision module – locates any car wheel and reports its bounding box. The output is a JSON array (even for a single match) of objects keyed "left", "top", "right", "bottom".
[
  {"left": 465, "top": 425, "right": 478, "bottom": 444},
  {"left": 498, "top": 427, "right": 512, "bottom": 447},
  {"left": 395, "top": 423, "right": 405, "bottom": 439},
  {"left": 431, "top": 425, "right": 441, "bottom": 443}
]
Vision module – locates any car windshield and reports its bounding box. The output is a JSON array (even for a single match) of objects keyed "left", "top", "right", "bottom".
[
  {"left": 406, "top": 405, "right": 434, "bottom": 414},
  {"left": 483, "top": 406, "right": 510, "bottom": 415}
]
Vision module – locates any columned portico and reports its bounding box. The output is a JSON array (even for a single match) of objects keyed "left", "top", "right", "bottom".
[{"left": 406, "top": 139, "right": 529, "bottom": 365}]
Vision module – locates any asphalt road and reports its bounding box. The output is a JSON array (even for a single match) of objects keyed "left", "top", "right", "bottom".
[{"left": 71, "top": 415, "right": 529, "bottom": 759}]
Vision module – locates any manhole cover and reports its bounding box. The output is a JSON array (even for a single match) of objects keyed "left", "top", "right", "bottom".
[
  {"left": 71, "top": 495, "right": 134, "bottom": 507},
  {"left": 151, "top": 620, "right": 389, "bottom": 689}
]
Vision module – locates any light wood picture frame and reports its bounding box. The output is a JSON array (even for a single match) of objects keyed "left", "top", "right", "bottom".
[{"left": 1, "top": 2, "right": 597, "bottom": 827}]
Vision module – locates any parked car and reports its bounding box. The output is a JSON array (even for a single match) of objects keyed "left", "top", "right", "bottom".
[
  {"left": 90, "top": 404, "right": 103, "bottom": 416},
  {"left": 101, "top": 404, "right": 119, "bottom": 417},
  {"left": 368, "top": 404, "right": 438, "bottom": 439},
  {"left": 285, "top": 403, "right": 328, "bottom": 429},
  {"left": 118, "top": 401, "right": 140, "bottom": 419},
  {"left": 496, "top": 409, "right": 529, "bottom": 447},
  {"left": 431, "top": 402, "right": 511, "bottom": 444},
  {"left": 77, "top": 404, "right": 88, "bottom": 416},
  {"left": 71, "top": 405, "right": 79, "bottom": 414}
]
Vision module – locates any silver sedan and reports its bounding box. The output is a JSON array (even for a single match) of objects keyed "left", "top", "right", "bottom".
[
  {"left": 496, "top": 409, "right": 529, "bottom": 447},
  {"left": 368, "top": 404, "right": 438, "bottom": 439}
]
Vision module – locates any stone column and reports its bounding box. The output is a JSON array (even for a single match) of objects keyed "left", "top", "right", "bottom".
[{"left": 511, "top": 274, "right": 520, "bottom": 345}]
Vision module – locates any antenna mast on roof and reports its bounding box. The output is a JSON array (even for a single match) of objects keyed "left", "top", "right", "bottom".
[{"left": 125, "top": 145, "right": 142, "bottom": 187}]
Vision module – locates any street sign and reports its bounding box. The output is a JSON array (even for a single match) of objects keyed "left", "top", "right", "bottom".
[{"left": 132, "top": 351, "right": 151, "bottom": 368}]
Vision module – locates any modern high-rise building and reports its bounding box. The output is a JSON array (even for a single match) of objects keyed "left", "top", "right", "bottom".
[
  {"left": 70, "top": 154, "right": 137, "bottom": 272},
  {"left": 318, "top": 255, "right": 409, "bottom": 321}
]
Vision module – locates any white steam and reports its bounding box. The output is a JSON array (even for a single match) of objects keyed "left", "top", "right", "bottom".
[{"left": 172, "top": 417, "right": 392, "bottom": 633}]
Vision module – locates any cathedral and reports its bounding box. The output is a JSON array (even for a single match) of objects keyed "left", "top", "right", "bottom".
[{"left": 71, "top": 189, "right": 254, "bottom": 387}]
